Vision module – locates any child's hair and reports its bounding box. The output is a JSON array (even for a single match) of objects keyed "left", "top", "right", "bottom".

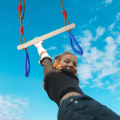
[{"left": 53, "top": 51, "right": 77, "bottom": 63}]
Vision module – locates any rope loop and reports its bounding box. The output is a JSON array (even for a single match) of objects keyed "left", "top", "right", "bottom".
[
  {"left": 68, "top": 30, "right": 83, "bottom": 55},
  {"left": 24, "top": 48, "right": 30, "bottom": 77}
]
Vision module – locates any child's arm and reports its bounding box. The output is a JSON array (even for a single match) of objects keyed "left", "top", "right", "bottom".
[
  {"left": 34, "top": 40, "right": 53, "bottom": 89},
  {"left": 34, "top": 39, "right": 53, "bottom": 75}
]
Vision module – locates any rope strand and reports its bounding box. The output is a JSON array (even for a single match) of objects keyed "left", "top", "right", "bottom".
[
  {"left": 60, "top": 0, "right": 65, "bottom": 10},
  {"left": 18, "top": 0, "right": 27, "bottom": 50},
  {"left": 60, "top": 0, "right": 71, "bottom": 32},
  {"left": 22, "top": 0, "right": 25, "bottom": 19}
]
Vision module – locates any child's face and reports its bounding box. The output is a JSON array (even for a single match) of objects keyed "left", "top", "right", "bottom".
[{"left": 56, "top": 54, "right": 78, "bottom": 76}]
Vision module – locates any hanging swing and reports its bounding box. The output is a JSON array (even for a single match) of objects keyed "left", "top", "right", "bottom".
[
  {"left": 60, "top": 0, "right": 83, "bottom": 55},
  {"left": 17, "top": 0, "right": 83, "bottom": 77},
  {"left": 18, "top": 0, "right": 30, "bottom": 77}
]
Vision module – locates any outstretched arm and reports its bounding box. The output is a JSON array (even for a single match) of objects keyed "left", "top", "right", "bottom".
[
  {"left": 34, "top": 39, "right": 53, "bottom": 75},
  {"left": 34, "top": 39, "right": 53, "bottom": 89}
]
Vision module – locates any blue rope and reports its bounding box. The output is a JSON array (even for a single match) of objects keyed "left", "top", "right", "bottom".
[
  {"left": 24, "top": 48, "right": 30, "bottom": 77},
  {"left": 68, "top": 30, "right": 83, "bottom": 55}
]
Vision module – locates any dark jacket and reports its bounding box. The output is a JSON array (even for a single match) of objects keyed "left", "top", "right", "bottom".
[{"left": 40, "top": 58, "right": 84, "bottom": 106}]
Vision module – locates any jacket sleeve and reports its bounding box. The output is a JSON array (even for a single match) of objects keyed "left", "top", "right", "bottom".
[{"left": 40, "top": 57, "right": 53, "bottom": 76}]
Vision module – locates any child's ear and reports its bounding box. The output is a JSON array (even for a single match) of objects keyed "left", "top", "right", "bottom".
[{"left": 53, "top": 60, "right": 59, "bottom": 68}]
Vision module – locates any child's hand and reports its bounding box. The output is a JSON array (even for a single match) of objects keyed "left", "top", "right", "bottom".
[{"left": 34, "top": 37, "right": 43, "bottom": 48}]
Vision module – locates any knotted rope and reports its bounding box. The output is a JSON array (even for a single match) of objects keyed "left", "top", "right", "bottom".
[
  {"left": 60, "top": 0, "right": 71, "bottom": 32},
  {"left": 18, "top": 0, "right": 27, "bottom": 50}
]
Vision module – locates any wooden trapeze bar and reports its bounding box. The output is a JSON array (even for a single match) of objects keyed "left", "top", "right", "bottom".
[{"left": 17, "top": 23, "right": 75, "bottom": 50}]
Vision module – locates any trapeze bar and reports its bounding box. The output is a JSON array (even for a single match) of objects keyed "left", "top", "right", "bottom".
[{"left": 17, "top": 23, "right": 76, "bottom": 50}]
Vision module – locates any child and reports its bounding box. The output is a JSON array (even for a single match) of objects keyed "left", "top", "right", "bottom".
[{"left": 34, "top": 40, "right": 120, "bottom": 120}]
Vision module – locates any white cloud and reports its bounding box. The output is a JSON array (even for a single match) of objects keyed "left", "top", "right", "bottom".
[
  {"left": 109, "top": 22, "right": 116, "bottom": 31},
  {"left": 80, "top": 30, "right": 93, "bottom": 42},
  {"left": 107, "top": 83, "right": 120, "bottom": 93},
  {"left": 89, "top": 16, "right": 97, "bottom": 24},
  {"left": 104, "top": 36, "right": 117, "bottom": 61},
  {"left": 79, "top": 84, "right": 86, "bottom": 88},
  {"left": 105, "top": 80, "right": 110, "bottom": 85},
  {"left": 76, "top": 30, "right": 93, "bottom": 52},
  {"left": 94, "top": 27, "right": 105, "bottom": 40},
  {"left": 111, "top": 31, "right": 120, "bottom": 37},
  {"left": 90, "top": 79, "right": 104, "bottom": 88},
  {"left": 0, "top": 94, "right": 29, "bottom": 120},
  {"left": 98, "top": 68, "right": 119, "bottom": 79},
  {"left": 63, "top": 35, "right": 68, "bottom": 38},
  {"left": 105, "top": 0, "right": 112, "bottom": 4},
  {"left": 102, "top": 0, "right": 112, "bottom": 6},
  {"left": 88, "top": 47, "right": 104, "bottom": 63},
  {"left": 116, "top": 35, "right": 120, "bottom": 45},
  {"left": 116, "top": 12, "right": 120, "bottom": 21},
  {"left": 63, "top": 44, "right": 72, "bottom": 51},
  {"left": 78, "top": 64, "right": 93, "bottom": 82},
  {"left": 118, "top": 97, "right": 120, "bottom": 100},
  {"left": 46, "top": 46, "right": 57, "bottom": 51}
]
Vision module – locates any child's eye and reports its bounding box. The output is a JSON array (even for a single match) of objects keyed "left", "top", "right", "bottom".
[
  {"left": 73, "top": 63, "right": 77, "bottom": 67},
  {"left": 64, "top": 59, "right": 70, "bottom": 63},
  {"left": 64, "top": 60, "right": 69, "bottom": 63}
]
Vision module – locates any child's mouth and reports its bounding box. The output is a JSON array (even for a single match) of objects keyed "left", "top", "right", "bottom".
[{"left": 65, "top": 68, "right": 74, "bottom": 74}]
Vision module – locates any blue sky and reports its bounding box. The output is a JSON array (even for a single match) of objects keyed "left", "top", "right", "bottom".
[{"left": 0, "top": 0, "right": 120, "bottom": 119}]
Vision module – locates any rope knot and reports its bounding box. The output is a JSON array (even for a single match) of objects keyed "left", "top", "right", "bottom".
[
  {"left": 18, "top": 13, "right": 23, "bottom": 20},
  {"left": 20, "top": 27, "right": 24, "bottom": 34},
  {"left": 62, "top": 10, "right": 67, "bottom": 17},
  {"left": 18, "top": 4, "right": 22, "bottom": 12}
]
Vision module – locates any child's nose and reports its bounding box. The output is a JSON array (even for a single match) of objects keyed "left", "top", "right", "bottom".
[{"left": 69, "top": 62, "right": 74, "bottom": 67}]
